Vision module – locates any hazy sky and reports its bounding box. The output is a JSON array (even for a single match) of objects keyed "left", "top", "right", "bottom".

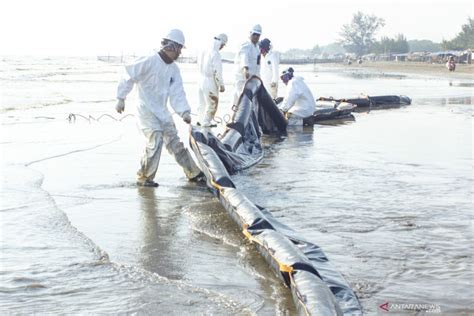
[{"left": 0, "top": 0, "right": 472, "bottom": 56}]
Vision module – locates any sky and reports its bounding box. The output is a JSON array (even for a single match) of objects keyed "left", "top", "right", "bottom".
[{"left": 0, "top": 0, "right": 472, "bottom": 56}]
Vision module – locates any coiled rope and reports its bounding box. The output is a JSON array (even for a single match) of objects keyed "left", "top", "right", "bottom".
[
  {"left": 67, "top": 113, "right": 135, "bottom": 123},
  {"left": 58, "top": 112, "right": 230, "bottom": 125}
]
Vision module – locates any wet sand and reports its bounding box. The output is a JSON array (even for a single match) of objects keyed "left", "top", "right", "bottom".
[
  {"left": 319, "top": 61, "right": 474, "bottom": 79},
  {"left": 1, "top": 57, "right": 473, "bottom": 314}
]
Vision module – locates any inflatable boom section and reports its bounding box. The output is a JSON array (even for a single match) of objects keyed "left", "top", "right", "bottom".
[
  {"left": 189, "top": 77, "right": 362, "bottom": 315},
  {"left": 319, "top": 95, "right": 411, "bottom": 108}
]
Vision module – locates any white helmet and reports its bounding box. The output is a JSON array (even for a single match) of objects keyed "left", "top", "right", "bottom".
[
  {"left": 250, "top": 24, "right": 262, "bottom": 35},
  {"left": 163, "top": 29, "right": 185, "bottom": 47},
  {"left": 215, "top": 33, "right": 228, "bottom": 45}
]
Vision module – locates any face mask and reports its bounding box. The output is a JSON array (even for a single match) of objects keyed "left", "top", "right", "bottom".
[{"left": 280, "top": 73, "right": 293, "bottom": 82}]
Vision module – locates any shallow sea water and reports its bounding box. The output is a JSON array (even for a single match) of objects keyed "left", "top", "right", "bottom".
[{"left": 1, "top": 56, "right": 472, "bottom": 314}]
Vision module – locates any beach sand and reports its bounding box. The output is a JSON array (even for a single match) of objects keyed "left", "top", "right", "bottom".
[{"left": 319, "top": 61, "right": 474, "bottom": 80}]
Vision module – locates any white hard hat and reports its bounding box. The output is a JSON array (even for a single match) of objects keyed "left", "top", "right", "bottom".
[
  {"left": 215, "top": 33, "right": 228, "bottom": 45},
  {"left": 163, "top": 29, "right": 185, "bottom": 47},
  {"left": 250, "top": 24, "right": 262, "bottom": 35}
]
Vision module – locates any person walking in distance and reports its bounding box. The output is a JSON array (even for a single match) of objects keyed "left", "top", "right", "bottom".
[
  {"left": 197, "top": 33, "right": 228, "bottom": 127},
  {"left": 259, "top": 38, "right": 280, "bottom": 99},
  {"left": 232, "top": 24, "right": 262, "bottom": 106}
]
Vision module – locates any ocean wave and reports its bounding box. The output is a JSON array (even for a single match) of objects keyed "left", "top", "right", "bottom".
[
  {"left": 1, "top": 164, "right": 254, "bottom": 314},
  {"left": 0, "top": 98, "right": 119, "bottom": 113},
  {"left": 0, "top": 98, "right": 73, "bottom": 113}
]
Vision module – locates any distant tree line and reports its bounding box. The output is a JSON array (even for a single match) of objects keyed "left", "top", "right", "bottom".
[
  {"left": 371, "top": 34, "right": 409, "bottom": 54},
  {"left": 339, "top": 13, "right": 472, "bottom": 56},
  {"left": 281, "top": 14, "right": 472, "bottom": 59},
  {"left": 408, "top": 40, "right": 441, "bottom": 52},
  {"left": 441, "top": 17, "right": 474, "bottom": 50}
]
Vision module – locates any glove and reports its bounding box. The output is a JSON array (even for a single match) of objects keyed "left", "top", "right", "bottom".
[
  {"left": 219, "top": 85, "right": 225, "bottom": 93},
  {"left": 182, "top": 112, "right": 192, "bottom": 124},
  {"left": 115, "top": 98, "right": 125, "bottom": 114},
  {"left": 271, "top": 82, "right": 277, "bottom": 88}
]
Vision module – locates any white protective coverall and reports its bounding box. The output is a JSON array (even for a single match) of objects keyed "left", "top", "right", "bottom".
[
  {"left": 117, "top": 54, "right": 201, "bottom": 182},
  {"left": 197, "top": 38, "right": 225, "bottom": 126},
  {"left": 232, "top": 41, "right": 261, "bottom": 105},
  {"left": 260, "top": 51, "right": 280, "bottom": 99},
  {"left": 279, "top": 76, "right": 316, "bottom": 125}
]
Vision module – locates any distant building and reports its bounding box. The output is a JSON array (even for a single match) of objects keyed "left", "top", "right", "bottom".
[
  {"left": 460, "top": 49, "right": 472, "bottom": 64},
  {"left": 393, "top": 53, "right": 409, "bottom": 62},
  {"left": 426, "top": 50, "right": 471, "bottom": 64},
  {"left": 360, "top": 50, "right": 472, "bottom": 64}
]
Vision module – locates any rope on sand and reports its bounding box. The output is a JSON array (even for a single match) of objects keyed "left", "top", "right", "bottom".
[
  {"left": 66, "top": 112, "right": 231, "bottom": 125},
  {"left": 67, "top": 113, "right": 135, "bottom": 123}
]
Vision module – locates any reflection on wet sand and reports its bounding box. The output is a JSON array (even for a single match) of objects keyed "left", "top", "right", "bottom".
[
  {"left": 314, "top": 115, "right": 356, "bottom": 126},
  {"left": 440, "top": 96, "right": 474, "bottom": 105},
  {"left": 448, "top": 81, "right": 474, "bottom": 88},
  {"left": 137, "top": 187, "right": 185, "bottom": 280},
  {"left": 136, "top": 184, "right": 296, "bottom": 313},
  {"left": 342, "top": 71, "right": 407, "bottom": 80},
  {"left": 412, "top": 96, "right": 473, "bottom": 107},
  {"left": 287, "top": 125, "right": 315, "bottom": 143}
]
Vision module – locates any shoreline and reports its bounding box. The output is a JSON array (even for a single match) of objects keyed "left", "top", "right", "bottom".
[
  {"left": 2, "top": 56, "right": 473, "bottom": 315},
  {"left": 316, "top": 61, "right": 474, "bottom": 80}
]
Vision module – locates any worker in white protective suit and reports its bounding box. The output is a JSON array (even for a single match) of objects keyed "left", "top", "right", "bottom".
[
  {"left": 197, "top": 33, "right": 227, "bottom": 127},
  {"left": 278, "top": 67, "right": 316, "bottom": 126},
  {"left": 259, "top": 38, "right": 280, "bottom": 99},
  {"left": 232, "top": 24, "right": 262, "bottom": 106},
  {"left": 115, "top": 29, "right": 203, "bottom": 187}
]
